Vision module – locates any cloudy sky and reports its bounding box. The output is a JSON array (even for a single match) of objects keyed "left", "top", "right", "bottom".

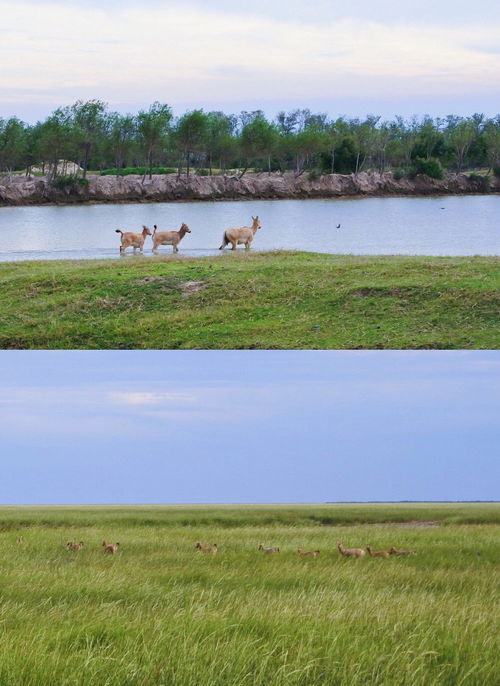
[
  {"left": 1, "top": 0, "right": 499, "bottom": 122},
  {"left": 1, "top": 351, "right": 498, "bottom": 504}
]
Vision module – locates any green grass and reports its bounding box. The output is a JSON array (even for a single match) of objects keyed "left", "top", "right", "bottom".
[
  {"left": 0, "top": 504, "right": 498, "bottom": 686},
  {"left": 0, "top": 252, "right": 498, "bottom": 349}
]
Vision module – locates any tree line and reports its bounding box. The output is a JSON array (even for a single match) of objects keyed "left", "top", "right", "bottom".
[{"left": 1, "top": 100, "right": 499, "bottom": 180}]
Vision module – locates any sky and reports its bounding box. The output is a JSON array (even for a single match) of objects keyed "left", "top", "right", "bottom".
[
  {"left": 1, "top": 351, "right": 498, "bottom": 505},
  {"left": 1, "top": 0, "right": 499, "bottom": 122}
]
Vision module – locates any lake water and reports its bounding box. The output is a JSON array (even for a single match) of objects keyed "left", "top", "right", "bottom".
[{"left": 0, "top": 195, "right": 498, "bottom": 261}]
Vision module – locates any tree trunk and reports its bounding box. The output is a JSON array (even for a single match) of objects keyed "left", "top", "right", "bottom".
[{"left": 83, "top": 143, "right": 90, "bottom": 179}]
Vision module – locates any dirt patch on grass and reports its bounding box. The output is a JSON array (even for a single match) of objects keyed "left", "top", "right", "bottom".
[
  {"left": 179, "top": 280, "right": 207, "bottom": 295},
  {"left": 136, "top": 277, "right": 206, "bottom": 295},
  {"left": 350, "top": 287, "right": 421, "bottom": 298}
]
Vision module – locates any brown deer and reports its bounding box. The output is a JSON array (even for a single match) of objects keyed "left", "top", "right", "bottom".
[
  {"left": 366, "top": 545, "right": 390, "bottom": 558},
  {"left": 389, "top": 547, "right": 416, "bottom": 556},
  {"left": 219, "top": 216, "right": 261, "bottom": 250},
  {"left": 258, "top": 544, "right": 280, "bottom": 553},
  {"left": 66, "top": 541, "right": 84, "bottom": 551},
  {"left": 115, "top": 226, "right": 152, "bottom": 254},
  {"left": 337, "top": 542, "right": 366, "bottom": 558},
  {"left": 102, "top": 541, "right": 120, "bottom": 554},
  {"left": 297, "top": 548, "right": 320, "bottom": 557},
  {"left": 152, "top": 223, "right": 191, "bottom": 253},
  {"left": 194, "top": 542, "right": 218, "bottom": 553}
]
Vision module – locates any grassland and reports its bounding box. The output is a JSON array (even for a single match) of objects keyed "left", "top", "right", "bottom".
[
  {"left": 0, "top": 252, "right": 498, "bottom": 349},
  {"left": 0, "top": 504, "right": 498, "bottom": 686}
]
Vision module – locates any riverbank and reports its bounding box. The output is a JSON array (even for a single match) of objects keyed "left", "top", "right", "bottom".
[
  {"left": 0, "top": 171, "right": 498, "bottom": 205},
  {"left": 0, "top": 252, "right": 498, "bottom": 349}
]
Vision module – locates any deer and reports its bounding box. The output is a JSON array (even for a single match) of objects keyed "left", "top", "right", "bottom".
[
  {"left": 102, "top": 541, "right": 120, "bottom": 554},
  {"left": 115, "top": 225, "right": 152, "bottom": 254},
  {"left": 219, "top": 216, "right": 261, "bottom": 250},
  {"left": 337, "top": 542, "right": 366, "bottom": 558},
  {"left": 389, "top": 547, "right": 416, "bottom": 556},
  {"left": 297, "top": 548, "right": 320, "bottom": 557},
  {"left": 194, "top": 542, "right": 218, "bottom": 553},
  {"left": 366, "top": 545, "right": 390, "bottom": 558},
  {"left": 152, "top": 223, "right": 191, "bottom": 253},
  {"left": 66, "top": 541, "right": 84, "bottom": 551},
  {"left": 258, "top": 544, "right": 280, "bottom": 553}
]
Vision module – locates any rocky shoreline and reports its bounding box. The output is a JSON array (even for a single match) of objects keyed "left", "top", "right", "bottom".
[{"left": 0, "top": 171, "right": 498, "bottom": 206}]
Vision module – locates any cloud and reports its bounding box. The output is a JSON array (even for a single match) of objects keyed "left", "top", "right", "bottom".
[
  {"left": 0, "top": 1, "right": 498, "bottom": 115},
  {"left": 108, "top": 391, "right": 195, "bottom": 406}
]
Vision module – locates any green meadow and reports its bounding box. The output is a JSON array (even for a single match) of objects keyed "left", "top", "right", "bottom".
[
  {"left": 0, "top": 252, "right": 498, "bottom": 349},
  {"left": 0, "top": 504, "right": 498, "bottom": 686}
]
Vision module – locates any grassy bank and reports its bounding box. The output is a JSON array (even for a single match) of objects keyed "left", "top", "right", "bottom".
[
  {"left": 0, "top": 252, "right": 498, "bottom": 349},
  {"left": 0, "top": 504, "right": 498, "bottom": 686}
]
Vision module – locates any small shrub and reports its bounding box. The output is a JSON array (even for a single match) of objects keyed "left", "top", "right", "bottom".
[
  {"left": 392, "top": 168, "right": 406, "bottom": 181},
  {"left": 493, "top": 165, "right": 500, "bottom": 178},
  {"left": 307, "top": 169, "right": 322, "bottom": 181},
  {"left": 467, "top": 173, "right": 491, "bottom": 192},
  {"left": 410, "top": 157, "right": 444, "bottom": 180},
  {"left": 195, "top": 168, "right": 210, "bottom": 176},
  {"left": 52, "top": 174, "right": 89, "bottom": 190}
]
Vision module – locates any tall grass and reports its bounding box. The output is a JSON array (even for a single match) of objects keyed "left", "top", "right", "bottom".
[{"left": 0, "top": 505, "right": 498, "bottom": 685}]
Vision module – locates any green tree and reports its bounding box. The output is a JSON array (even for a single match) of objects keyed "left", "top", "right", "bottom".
[
  {"left": 483, "top": 116, "right": 500, "bottom": 171},
  {"left": 136, "top": 102, "right": 172, "bottom": 179},
  {"left": 70, "top": 100, "right": 107, "bottom": 178},
  {"left": 445, "top": 117, "right": 478, "bottom": 172},
  {"left": 175, "top": 109, "right": 209, "bottom": 177},
  {"left": 205, "top": 112, "right": 236, "bottom": 174},
  {"left": 107, "top": 113, "right": 136, "bottom": 173},
  {"left": 0, "top": 117, "right": 27, "bottom": 172},
  {"left": 352, "top": 116, "right": 380, "bottom": 175},
  {"left": 37, "top": 108, "right": 75, "bottom": 177},
  {"left": 239, "top": 115, "right": 278, "bottom": 177}
]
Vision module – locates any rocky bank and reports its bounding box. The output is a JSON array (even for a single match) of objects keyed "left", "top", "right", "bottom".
[{"left": 0, "top": 171, "right": 497, "bottom": 206}]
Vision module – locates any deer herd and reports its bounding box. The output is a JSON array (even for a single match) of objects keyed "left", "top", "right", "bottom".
[
  {"left": 15, "top": 536, "right": 416, "bottom": 558},
  {"left": 115, "top": 216, "right": 262, "bottom": 255}
]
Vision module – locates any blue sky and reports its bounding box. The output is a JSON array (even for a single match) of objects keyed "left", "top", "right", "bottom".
[
  {"left": 1, "top": 351, "right": 498, "bottom": 505},
  {"left": 1, "top": 0, "right": 499, "bottom": 122}
]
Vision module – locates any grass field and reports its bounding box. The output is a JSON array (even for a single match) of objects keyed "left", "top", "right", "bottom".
[
  {"left": 0, "top": 252, "right": 498, "bottom": 349},
  {"left": 0, "top": 504, "right": 498, "bottom": 685}
]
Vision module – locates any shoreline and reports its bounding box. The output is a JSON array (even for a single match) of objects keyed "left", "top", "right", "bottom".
[{"left": 1, "top": 170, "right": 498, "bottom": 207}]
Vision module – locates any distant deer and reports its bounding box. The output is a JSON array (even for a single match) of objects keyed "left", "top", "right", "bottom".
[
  {"left": 102, "top": 541, "right": 120, "bottom": 554},
  {"left": 258, "top": 544, "right": 280, "bottom": 553},
  {"left": 115, "top": 226, "right": 152, "bottom": 254},
  {"left": 219, "top": 216, "right": 261, "bottom": 250},
  {"left": 195, "top": 542, "right": 218, "bottom": 553},
  {"left": 389, "top": 547, "right": 416, "bottom": 556},
  {"left": 337, "top": 542, "right": 365, "bottom": 558},
  {"left": 366, "top": 545, "right": 390, "bottom": 558},
  {"left": 297, "top": 548, "right": 320, "bottom": 557},
  {"left": 152, "top": 223, "right": 191, "bottom": 253},
  {"left": 66, "top": 541, "right": 84, "bottom": 551}
]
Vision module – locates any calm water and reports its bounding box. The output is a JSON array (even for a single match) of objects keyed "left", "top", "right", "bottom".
[{"left": 0, "top": 195, "right": 498, "bottom": 261}]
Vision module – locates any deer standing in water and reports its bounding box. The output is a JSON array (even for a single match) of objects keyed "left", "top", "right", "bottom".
[{"left": 219, "top": 216, "right": 261, "bottom": 250}]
